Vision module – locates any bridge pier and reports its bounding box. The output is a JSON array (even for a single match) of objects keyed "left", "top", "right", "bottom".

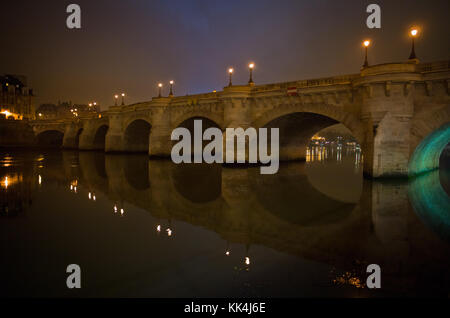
[
  {"left": 149, "top": 108, "right": 172, "bottom": 157},
  {"left": 105, "top": 115, "right": 125, "bottom": 152},
  {"left": 78, "top": 118, "right": 109, "bottom": 150},
  {"left": 358, "top": 63, "right": 417, "bottom": 178},
  {"left": 62, "top": 122, "right": 83, "bottom": 149}
]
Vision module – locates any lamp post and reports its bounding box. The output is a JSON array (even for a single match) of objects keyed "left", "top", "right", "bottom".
[
  {"left": 248, "top": 63, "right": 255, "bottom": 85},
  {"left": 158, "top": 83, "right": 163, "bottom": 98},
  {"left": 409, "top": 28, "right": 419, "bottom": 60},
  {"left": 363, "top": 40, "right": 371, "bottom": 68},
  {"left": 228, "top": 68, "right": 234, "bottom": 87},
  {"left": 114, "top": 94, "right": 118, "bottom": 106},
  {"left": 121, "top": 93, "right": 125, "bottom": 105},
  {"left": 169, "top": 80, "right": 174, "bottom": 97}
]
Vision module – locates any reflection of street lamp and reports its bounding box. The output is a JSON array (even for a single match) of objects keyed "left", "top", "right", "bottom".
[
  {"left": 225, "top": 241, "right": 230, "bottom": 256},
  {"left": 169, "top": 81, "right": 174, "bottom": 97},
  {"left": 114, "top": 94, "right": 119, "bottom": 106},
  {"left": 248, "top": 63, "right": 254, "bottom": 85},
  {"left": 158, "top": 83, "right": 163, "bottom": 98},
  {"left": 228, "top": 68, "right": 234, "bottom": 87},
  {"left": 362, "top": 40, "right": 371, "bottom": 68},
  {"left": 121, "top": 93, "right": 125, "bottom": 106},
  {"left": 409, "top": 28, "right": 419, "bottom": 60}
]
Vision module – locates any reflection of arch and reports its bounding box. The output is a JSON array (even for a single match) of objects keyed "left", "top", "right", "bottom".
[
  {"left": 306, "top": 161, "right": 363, "bottom": 203},
  {"left": 78, "top": 152, "right": 109, "bottom": 190},
  {"left": 93, "top": 125, "right": 109, "bottom": 150},
  {"left": 252, "top": 103, "right": 365, "bottom": 144},
  {"left": 408, "top": 170, "right": 450, "bottom": 243},
  {"left": 172, "top": 163, "right": 221, "bottom": 203},
  {"left": 123, "top": 154, "right": 150, "bottom": 190},
  {"left": 409, "top": 122, "right": 450, "bottom": 176},
  {"left": 249, "top": 163, "right": 355, "bottom": 226},
  {"left": 36, "top": 130, "right": 64, "bottom": 147},
  {"left": 123, "top": 119, "right": 152, "bottom": 152}
]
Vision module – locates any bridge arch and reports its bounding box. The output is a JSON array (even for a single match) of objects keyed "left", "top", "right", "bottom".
[
  {"left": 123, "top": 119, "right": 152, "bottom": 153},
  {"left": 409, "top": 122, "right": 450, "bottom": 176},
  {"left": 36, "top": 130, "right": 64, "bottom": 147},
  {"left": 173, "top": 116, "right": 223, "bottom": 160},
  {"left": 92, "top": 124, "right": 109, "bottom": 150},
  {"left": 409, "top": 106, "right": 450, "bottom": 176},
  {"left": 251, "top": 103, "right": 366, "bottom": 161},
  {"left": 252, "top": 103, "right": 365, "bottom": 143},
  {"left": 171, "top": 110, "right": 224, "bottom": 132}
]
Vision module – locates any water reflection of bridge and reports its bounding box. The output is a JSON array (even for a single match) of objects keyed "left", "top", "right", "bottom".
[
  {"left": 2, "top": 150, "right": 449, "bottom": 291},
  {"left": 57, "top": 152, "right": 450, "bottom": 285}
]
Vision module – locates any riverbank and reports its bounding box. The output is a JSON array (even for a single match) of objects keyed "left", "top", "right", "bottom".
[{"left": 0, "top": 118, "right": 35, "bottom": 147}]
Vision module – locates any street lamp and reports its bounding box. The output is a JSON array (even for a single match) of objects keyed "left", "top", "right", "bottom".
[
  {"left": 114, "top": 94, "right": 119, "bottom": 106},
  {"left": 228, "top": 67, "right": 234, "bottom": 87},
  {"left": 158, "top": 83, "right": 163, "bottom": 98},
  {"left": 248, "top": 63, "right": 255, "bottom": 85},
  {"left": 362, "top": 40, "right": 371, "bottom": 68},
  {"left": 121, "top": 93, "right": 125, "bottom": 105},
  {"left": 409, "top": 27, "right": 419, "bottom": 60},
  {"left": 169, "top": 80, "right": 174, "bottom": 97}
]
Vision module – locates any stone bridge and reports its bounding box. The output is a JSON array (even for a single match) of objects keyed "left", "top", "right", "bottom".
[{"left": 30, "top": 60, "right": 450, "bottom": 177}]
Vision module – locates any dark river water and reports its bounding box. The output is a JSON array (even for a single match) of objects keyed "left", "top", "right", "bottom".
[{"left": 1, "top": 146, "right": 449, "bottom": 297}]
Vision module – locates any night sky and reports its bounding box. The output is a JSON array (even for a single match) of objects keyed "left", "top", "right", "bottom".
[{"left": 1, "top": 0, "right": 449, "bottom": 109}]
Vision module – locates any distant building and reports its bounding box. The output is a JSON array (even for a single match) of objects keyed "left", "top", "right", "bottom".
[
  {"left": 36, "top": 101, "right": 98, "bottom": 120},
  {"left": 0, "top": 74, "right": 35, "bottom": 120}
]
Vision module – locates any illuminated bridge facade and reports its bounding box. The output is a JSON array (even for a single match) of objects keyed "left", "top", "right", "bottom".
[{"left": 30, "top": 60, "right": 450, "bottom": 178}]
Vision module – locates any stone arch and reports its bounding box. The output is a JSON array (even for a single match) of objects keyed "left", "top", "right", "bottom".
[
  {"left": 92, "top": 124, "right": 109, "bottom": 150},
  {"left": 251, "top": 103, "right": 366, "bottom": 161},
  {"left": 172, "top": 116, "right": 223, "bottom": 161},
  {"left": 409, "top": 122, "right": 450, "bottom": 176},
  {"left": 123, "top": 119, "right": 152, "bottom": 153},
  {"left": 122, "top": 114, "right": 153, "bottom": 132},
  {"left": 409, "top": 105, "right": 450, "bottom": 176},
  {"left": 36, "top": 130, "right": 64, "bottom": 147},
  {"left": 251, "top": 103, "right": 365, "bottom": 144},
  {"left": 33, "top": 125, "right": 65, "bottom": 136},
  {"left": 171, "top": 110, "right": 224, "bottom": 131}
]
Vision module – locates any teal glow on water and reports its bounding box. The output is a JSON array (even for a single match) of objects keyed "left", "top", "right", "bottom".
[{"left": 0, "top": 147, "right": 449, "bottom": 297}]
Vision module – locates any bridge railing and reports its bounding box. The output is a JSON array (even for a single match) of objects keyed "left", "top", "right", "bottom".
[{"left": 417, "top": 60, "right": 450, "bottom": 73}]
